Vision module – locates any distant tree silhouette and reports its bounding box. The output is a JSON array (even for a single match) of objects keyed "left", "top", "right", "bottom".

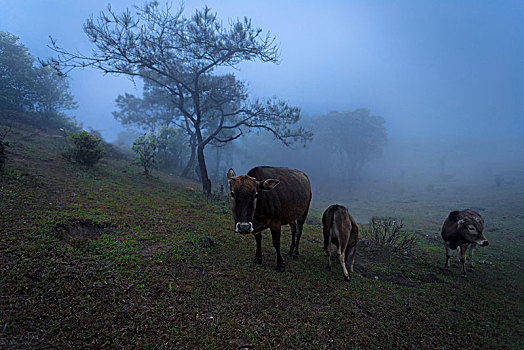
[{"left": 315, "top": 109, "right": 387, "bottom": 191}]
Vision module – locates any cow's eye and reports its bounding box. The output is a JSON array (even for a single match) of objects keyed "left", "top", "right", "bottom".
[{"left": 468, "top": 227, "right": 475, "bottom": 231}]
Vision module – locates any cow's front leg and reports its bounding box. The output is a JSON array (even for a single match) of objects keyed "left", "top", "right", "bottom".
[
  {"left": 460, "top": 243, "right": 468, "bottom": 276},
  {"left": 444, "top": 242, "right": 452, "bottom": 268},
  {"left": 270, "top": 224, "right": 285, "bottom": 272},
  {"left": 468, "top": 243, "right": 476, "bottom": 271},
  {"left": 253, "top": 233, "right": 262, "bottom": 264}
]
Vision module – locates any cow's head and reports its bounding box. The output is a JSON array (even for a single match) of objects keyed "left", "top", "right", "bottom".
[
  {"left": 227, "top": 168, "right": 279, "bottom": 234},
  {"left": 457, "top": 216, "right": 489, "bottom": 246}
]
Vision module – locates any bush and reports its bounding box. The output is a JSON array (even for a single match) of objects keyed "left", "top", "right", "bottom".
[
  {"left": 0, "top": 126, "right": 11, "bottom": 173},
  {"left": 62, "top": 131, "right": 105, "bottom": 167},
  {"left": 132, "top": 133, "right": 158, "bottom": 175},
  {"left": 369, "top": 217, "right": 417, "bottom": 254}
]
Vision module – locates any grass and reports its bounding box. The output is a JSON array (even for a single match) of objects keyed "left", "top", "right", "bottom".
[{"left": 0, "top": 117, "right": 523, "bottom": 348}]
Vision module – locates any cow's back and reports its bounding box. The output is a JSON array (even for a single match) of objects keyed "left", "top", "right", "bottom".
[
  {"left": 248, "top": 166, "right": 311, "bottom": 225},
  {"left": 323, "top": 204, "right": 358, "bottom": 248}
]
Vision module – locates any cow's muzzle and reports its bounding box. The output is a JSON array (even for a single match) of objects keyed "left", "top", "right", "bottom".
[
  {"left": 478, "top": 240, "right": 489, "bottom": 246},
  {"left": 235, "top": 222, "right": 254, "bottom": 234}
]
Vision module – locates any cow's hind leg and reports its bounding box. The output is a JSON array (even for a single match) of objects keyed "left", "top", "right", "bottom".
[
  {"left": 325, "top": 230, "right": 332, "bottom": 270},
  {"left": 270, "top": 225, "right": 285, "bottom": 272},
  {"left": 338, "top": 245, "right": 350, "bottom": 282},
  {"left": 288, "top": 221, "right": 297, "bottom": 260},
  {"left": 290, "top": 214, "right": 306, "bottom": 261},
  {"left": 346, "top": 244, "right": 357, "bottom": 273},
  {"left": 253, "top": 233, "right": 262, "bottom": 264}
]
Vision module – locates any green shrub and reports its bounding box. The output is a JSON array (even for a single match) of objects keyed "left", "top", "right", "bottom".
[
  {"left": 62, "top": 131, "right": 105, "bottom": 167},
  {"left": 132, "top": 133, "right": 158, "bottom": 175}
]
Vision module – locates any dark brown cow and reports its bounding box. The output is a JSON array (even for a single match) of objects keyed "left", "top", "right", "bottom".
[
  {"left": 441, "top": 209, "right": 489, "bottom": 275},
  {"left": 322, "top": 204, "right": 359, "bottom": 281},
  {"left": 227, "top": 166, "right": 312, "bottom": 272}
]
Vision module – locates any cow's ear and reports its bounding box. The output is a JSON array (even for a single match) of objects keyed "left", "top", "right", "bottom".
[
  {"left": 258, "top": 179, "right": 279, "bottom": 191},
  {"left": 227, "top": 168, "right": 236, "bottom": 180},
  {"left": 457, "top": 219, "right": 465, "bottom": 227}
]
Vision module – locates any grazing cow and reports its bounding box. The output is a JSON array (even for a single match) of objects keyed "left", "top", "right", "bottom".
[
  {"left": 322, "top": 204, "right": 359, "bottom": 281},
  {"left": 441, "top": 209, "right": 489, "bottom": 275},
  {"left": 227, "top": 167, "right": 312, "bottom": 272}
]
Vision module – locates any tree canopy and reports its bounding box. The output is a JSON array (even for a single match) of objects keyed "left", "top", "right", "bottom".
[
  {"left": 0, "top": 31, "right": 76, "bottom": 115},
  {"left": 49, "top": 2, "right": 311, "bottom": 194}
]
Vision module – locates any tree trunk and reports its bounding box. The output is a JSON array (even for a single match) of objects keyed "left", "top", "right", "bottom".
[
  {"left": 197, "top": 143, "right": 212, "bottom": 195},
  {"left": 181, "top": 134, "right": 196, "bottom": 177}
]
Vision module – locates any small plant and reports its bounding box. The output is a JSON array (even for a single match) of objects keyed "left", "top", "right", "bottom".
[
  {"left": 62, "top": 131, "right": 105, "bottom": 167},
  {"left": 132, "top": 132, "right": 158, "bottom": 175},
  {"left": 369, "top": 217, "right": 417, "bottom": 253},
  {"left": 0, "top": 126, "right": 11, "bottom": 173}
]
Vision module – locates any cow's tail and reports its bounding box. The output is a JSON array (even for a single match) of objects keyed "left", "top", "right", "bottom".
[{"left": 352, "top": 219, "right": 359, "bottom": 240}]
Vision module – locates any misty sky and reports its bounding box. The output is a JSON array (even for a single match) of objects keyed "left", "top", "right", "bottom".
[{"left": 1, "top": 0, "right": 523, "bottom": 141}]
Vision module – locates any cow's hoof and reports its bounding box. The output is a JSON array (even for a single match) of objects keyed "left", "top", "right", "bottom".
[
  {"left": 276, "top": 264, "right": 285, "bottom": 273},
  {"left": 343, "top": 275, "right": 351, "bottom": 282},
  {"left": 252, "top": 257, "right": 262, "bottom": 264},
  {"left": 461, "top": 273, "right": 468, "bottom": 278},
  {"left": 290, "top": 254, "right": 299, "bottom": 261},
  {"left": 467, "top": 267, "right": 474, "bottom": 272}
]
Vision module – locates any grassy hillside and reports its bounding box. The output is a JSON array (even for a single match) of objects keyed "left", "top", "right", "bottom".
[{"left": 1, "top": 118, "right": 522, "bottom": 349}]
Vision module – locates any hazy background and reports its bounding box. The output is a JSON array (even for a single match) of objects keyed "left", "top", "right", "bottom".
[
  {"left": 2, "top": 0, "right": 523, "bottom": 139},
  {"left": 2, "top": 0, "right": 523, "bottom": 206}
]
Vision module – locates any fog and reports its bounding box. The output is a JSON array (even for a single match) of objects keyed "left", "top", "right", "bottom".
[{"left": 2, "top": 0, "right": 523, "bottom": 203}]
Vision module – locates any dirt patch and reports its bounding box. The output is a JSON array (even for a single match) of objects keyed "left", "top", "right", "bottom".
[
  {"left": 358, "top": 270, "right": 417, "bottom": 287},
  {"left": 58, "top": 220, "right": 107, "bottom": 248},
  {"left": 139, "top": 241, "right": 170, "bottom": 257},
  {"left": 353, "top": 239, "right": 418, "bottom": 287}
]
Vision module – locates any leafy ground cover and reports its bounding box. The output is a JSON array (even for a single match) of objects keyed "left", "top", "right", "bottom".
[{"left": 1, "top": 118, "right": 522, "bottom": 348}]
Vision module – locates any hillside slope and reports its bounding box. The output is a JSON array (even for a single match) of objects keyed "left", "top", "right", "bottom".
[{"left": 0, "top": 119, "right": 522, "bottom": 348}]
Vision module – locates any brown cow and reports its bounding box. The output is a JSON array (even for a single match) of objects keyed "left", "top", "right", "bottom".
[
  {"left": 441, "top": 209, "right": 489, "bottom": 275},
  {"left": 322, "top": 204, "right": 359, "bottom": 281},
  {"left": 227, "top": 166, "right": 312, "bottom": 272}
]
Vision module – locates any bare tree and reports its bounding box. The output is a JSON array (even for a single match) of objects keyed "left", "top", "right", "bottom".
[
  {"left": 369, "top": 217, "right": 417, "bottom": 253},
  {"left": 48, "top": 2, "right": 311, "bottom": 194}
]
